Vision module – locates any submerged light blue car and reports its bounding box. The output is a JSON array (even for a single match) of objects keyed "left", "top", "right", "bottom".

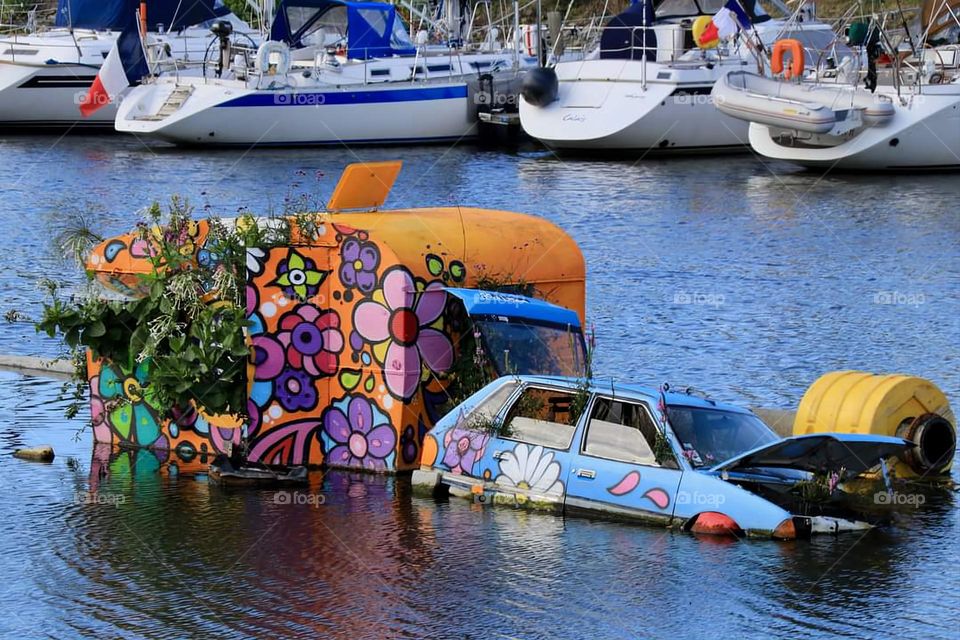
[
  {"left": 413, "top": 292, "right": 912, "bottom": 539},
  {"left": 415, "top": 376, "right": 912, "bottom": 539}
]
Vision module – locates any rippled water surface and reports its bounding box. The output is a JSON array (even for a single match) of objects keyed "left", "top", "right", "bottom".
[{"left": 0, "top": 134, "right": 957, "bottom": 638}]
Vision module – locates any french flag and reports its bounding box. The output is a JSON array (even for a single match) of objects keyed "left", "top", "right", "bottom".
[
  {"left": 79, "top": 24, "right": 149, "bottom": 117},
  {"left": 697, "top": 0, "right": 752, "bottom": 46}
]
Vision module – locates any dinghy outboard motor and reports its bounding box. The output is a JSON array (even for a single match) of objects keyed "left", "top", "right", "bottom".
[
  {"left": 210, "top": 19, "right": 233, "bottom": 78},
  {"left": 521, "top": 67, "right": 559, "bottom": 106}
]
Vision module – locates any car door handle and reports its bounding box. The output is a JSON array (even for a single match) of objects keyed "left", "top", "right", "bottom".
[
  {"left": 577, "top": 469, "right": 596, "bottom": 479},
  {"left": 493, "top": 451, "right": 507, "bottom": 460}
]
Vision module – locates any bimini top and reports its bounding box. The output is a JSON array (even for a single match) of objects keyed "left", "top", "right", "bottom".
[
  {"left": 55, "top": 0, "right": 227, "bottom": 31},
  {"left": 446, "top": 289, "right": 582, "bottom": 329},
  {"left": 270, "top": 0, "right": 416, "bottom": 59}
]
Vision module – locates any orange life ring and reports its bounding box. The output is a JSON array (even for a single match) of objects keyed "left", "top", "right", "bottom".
[{"left": 770, "top": 38, "right": 804, "bottom": 79}]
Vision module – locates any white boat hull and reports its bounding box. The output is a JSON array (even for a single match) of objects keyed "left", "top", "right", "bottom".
[
  {"left": 116, "top": 79, "right": 476, "bottom": 145},
  {"left": 519, "top": 59, "right": 750, "bottom": 152},
  {"left": 0, "top": 62, "right": 115, "bottom": 127},
  {"left": 748, "top": 86, "right": 960, "bottom": 170}
]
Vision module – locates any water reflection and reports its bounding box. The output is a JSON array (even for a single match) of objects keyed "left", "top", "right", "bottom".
[{"left": 0, "top": 136, "right": 957, "bottom": 638}]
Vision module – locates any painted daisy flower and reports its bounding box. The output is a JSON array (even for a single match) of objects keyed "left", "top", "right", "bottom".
[{"left": 495, "top": 444, "right": 564, "bottom": 496}]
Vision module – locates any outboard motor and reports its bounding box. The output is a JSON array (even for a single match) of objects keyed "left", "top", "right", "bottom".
[
  {"left": 210, "top": 19, "right": 233, "bottom": 78},
  {"left": 521, "top": 66, "right": 558, "bottom": 107}
]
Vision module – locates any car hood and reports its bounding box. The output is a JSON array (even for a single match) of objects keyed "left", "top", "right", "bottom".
[{"left": 711, "top": 433, "right": 912, "bottom": 476}]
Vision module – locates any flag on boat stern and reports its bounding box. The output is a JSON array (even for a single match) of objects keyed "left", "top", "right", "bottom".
[
  {"left": 79, "top": 25, "right": 149, "bottom": 117},
  {"left": 697, "top": 0, "right": 752, "bottom": 46}
]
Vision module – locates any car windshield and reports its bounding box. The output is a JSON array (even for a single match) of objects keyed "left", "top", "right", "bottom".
[
  {"left": 666, "top": 406, "right": 778, "bottom": 468},
  {"left": 476, "top": 319, "right": 586, "bottom": 377}
]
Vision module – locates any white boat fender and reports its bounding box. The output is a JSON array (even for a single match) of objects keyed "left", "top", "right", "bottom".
[{"left": 256, "top": 41, "right": 291, "bottom": 76}]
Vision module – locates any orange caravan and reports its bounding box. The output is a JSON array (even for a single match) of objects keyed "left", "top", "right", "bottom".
[{"left": 84, "top": 162, "right": 586, "bottom": 473}]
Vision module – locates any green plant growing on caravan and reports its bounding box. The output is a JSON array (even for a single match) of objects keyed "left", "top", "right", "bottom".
[{"left": 37, "top": 198, "right": 297, "bottom": 423}]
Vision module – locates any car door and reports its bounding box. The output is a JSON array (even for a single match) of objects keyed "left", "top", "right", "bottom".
[
  {"left": 564, "top": 395, "right": 683, "bottom": 525},
  {"left": 476, "top": 383, "right": 581, "bottom": 506}
]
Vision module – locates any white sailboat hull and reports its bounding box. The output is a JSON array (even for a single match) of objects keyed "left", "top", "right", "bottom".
[
  {"left": 116, "top": 78, "right": 476, "bottom": 145},
  {"left": 519, "top": 59, "right": 750, "bottom": 152},
  {"left": 747, "top": 85, "right": 960, "bottom": 170}
]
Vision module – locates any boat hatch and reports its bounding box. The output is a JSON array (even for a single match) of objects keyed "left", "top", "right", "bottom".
[{"left": 326, "top": 160, "right": 401, "bottom": 211}]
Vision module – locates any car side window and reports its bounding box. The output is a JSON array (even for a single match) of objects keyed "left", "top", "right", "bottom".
[
  {"left": 583, "top": 397, "right": 676, "bottom": 468},
  {"left": 501, "top": 386, "right": 579, "bottom": 450}
]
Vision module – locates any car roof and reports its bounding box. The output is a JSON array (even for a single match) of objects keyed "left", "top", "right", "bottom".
[{"left": 516, "top": 375, "right": 753, "bottom": 414}]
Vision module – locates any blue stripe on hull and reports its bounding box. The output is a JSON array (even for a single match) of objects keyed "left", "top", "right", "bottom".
[
  {"left": 217, "top": 84, "right": 469, "bottom": 108},
  {"left": 175, "top": 134, "right": 478, "bottom": 147}
]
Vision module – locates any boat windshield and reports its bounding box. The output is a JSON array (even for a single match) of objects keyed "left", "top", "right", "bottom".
[
  {"left": 780, "top": 28, "right": 852, "bottom": 65},
  {"left": 655, "top": 0, "right": 726, "bottom": 18},
  {"left": 666, "top": 406, "right": 778, "bottom": 468},
  {"left": 390, "top": 13, "right": 414, "bottom": 49},
  {"left": 476, "top": 319, "right": 586, "bottom": 377}
]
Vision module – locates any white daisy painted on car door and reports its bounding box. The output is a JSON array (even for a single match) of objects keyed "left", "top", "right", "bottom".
[{"left": 495, "top": 443, "right": 564, "bottom": 497}]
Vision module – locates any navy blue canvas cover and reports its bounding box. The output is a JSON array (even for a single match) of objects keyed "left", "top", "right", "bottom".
[{"left": 55, "top": 0, "right": 226, "bottom": 31}]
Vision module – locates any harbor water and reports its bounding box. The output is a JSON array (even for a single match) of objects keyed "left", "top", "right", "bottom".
[{"left": 0, "top": 134, "right": 957, "bottom": 638}]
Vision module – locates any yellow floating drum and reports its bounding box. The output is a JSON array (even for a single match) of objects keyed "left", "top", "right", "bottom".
[{"left": 794, "top": 371, "right": 956, "bottom": 477}]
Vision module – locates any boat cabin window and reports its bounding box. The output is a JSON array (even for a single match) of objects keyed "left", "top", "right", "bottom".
[
  {"left": 501, "top": 386, "right": 579, "bottom": 450},
  {"left": 667, "top": 406, "right": 778, "bottom": 467},
  {"left": 390, "top": 13, "right": 414, "bottom": 49},
  {"left": 358, "top": 8, "right": 388, "bottom": 38},
  {"left": 583, "top": 398, "right": 676, "bottom": 468},
  {"left": 293, "top": 6, "right": 348, "bottom": 48},
  {"left": 655, "top": 0, "right": 726, "bottom": 19}
]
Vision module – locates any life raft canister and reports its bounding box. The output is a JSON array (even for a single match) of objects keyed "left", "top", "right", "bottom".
[{"left": 770, "top": 38, "right": 804, "bottom": 79}]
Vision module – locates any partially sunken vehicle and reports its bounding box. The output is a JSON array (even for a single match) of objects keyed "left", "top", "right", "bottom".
[{"left": 414, "top": 375, "right": 949, "bottom": 539}]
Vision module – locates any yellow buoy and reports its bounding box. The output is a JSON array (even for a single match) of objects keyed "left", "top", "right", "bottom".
[
  {"left": 794, "top": 371, "right": 956, "bottom": 477},
  {"left": 692, "top": 15, "right": 719, "bottom": 49}
]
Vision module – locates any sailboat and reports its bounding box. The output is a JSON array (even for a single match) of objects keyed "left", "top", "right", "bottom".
[
  {"left": 711, "top": 2, "right": 960, "bottom": 169},
  {"left": 518, "top": 0, "right": 844, "bottom": 153},
  {"left": 0, "top": 0, "right": 254, "bottom": 128},
  {"left": 114, "top": 0, "right": 539, "bottom": 146}
]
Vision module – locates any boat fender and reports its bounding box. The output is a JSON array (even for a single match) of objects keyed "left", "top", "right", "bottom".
[
  {"left": 692, "top": 15, "right": 719, "bottom": 49},
  {"left": 771, "top": 38, "right": 804, "bottom": 79},
  {"left": 256, "top": 41, "right": 291, "bottom": 76},
  {"left": 521, "top": 66, "right": 559, "bottom": 107}
]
